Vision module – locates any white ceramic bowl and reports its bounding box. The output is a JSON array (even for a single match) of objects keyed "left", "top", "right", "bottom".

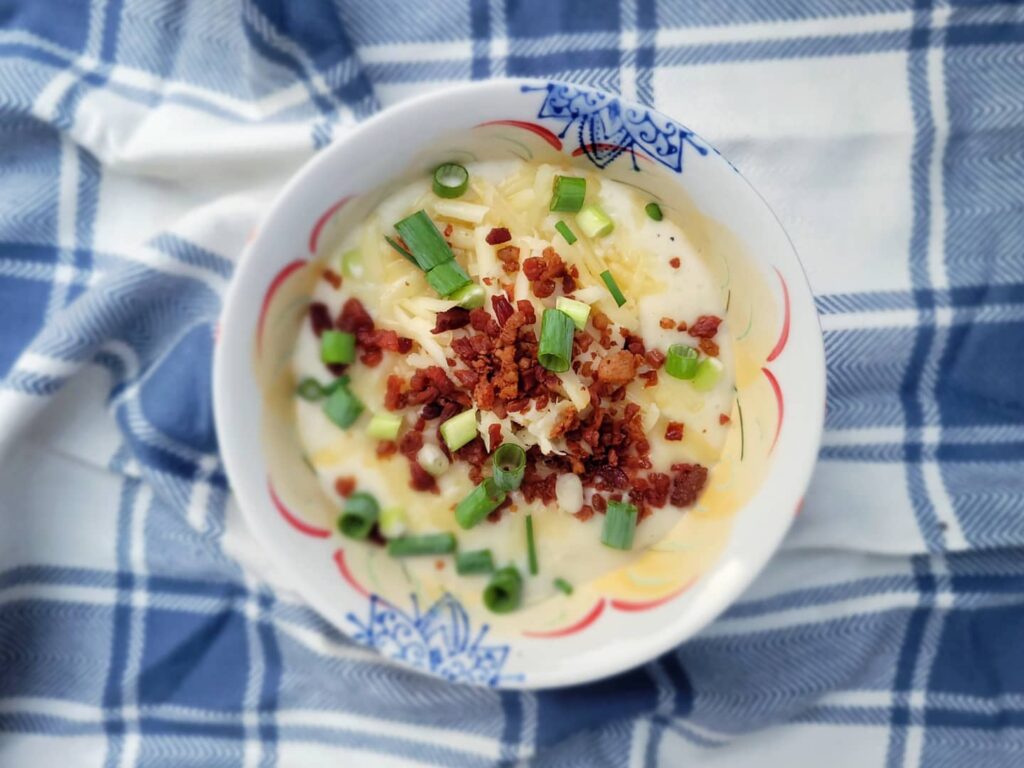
[{"left": 213, "top": 79, "right": 825, "bottom": 689}]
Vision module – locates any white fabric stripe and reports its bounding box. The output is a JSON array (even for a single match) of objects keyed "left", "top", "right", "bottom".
[
  {"left": 820, "top": 303, "right": 1024, "bottom": 331},
  {"left": 118, "top": 482, "right": 151, "bottom": 768},
  {"left": 657, "top": 10, "right": 915, "bottom": 47},
  {"left": 128, "top": 244, "right": 228, "bottom": 292},
  {"left": 0, "top": 583, "right": 113, "bottom": 607},
  {"left": 15, "top": 352, "right": 81, "bottom": 378},
  {"left": 922, "top": 462, "right": 967, "bottom": 548},
  {"left": 56, "top": 135, "right": 79, "bottom": 251},
  {"left": 627, "top": 718, "right": 650, "bottom": 768},
  {"left": 926, "top": 46, "right": 949, "bottom": 292},
  {"left": 241, "top": 574, "right": 263, "bottom": 768},
  {"left": 359, "top": 40, "right": 473, "bottom": 63}
]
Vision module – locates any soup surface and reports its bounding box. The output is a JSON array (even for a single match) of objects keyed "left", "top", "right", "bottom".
[{"left": 291, "top": 159, "right": 734, "bottom": 612}]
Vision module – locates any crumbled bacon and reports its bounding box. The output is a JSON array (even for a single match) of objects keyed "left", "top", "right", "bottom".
[
  {"left": 334, "top": 476, "right": 356, "bottom": 497},
  {"left": 486, "top": 227, "right": 512, "bottom": 245},
  {"left": 719, "top": 413, "right": 731, "bottom": 425},
  {"left": 376, "top": 441, "right": 397, "bottom": 459},
  {"left": 670, "top": 463, "right": 708, "bottom": 507},
  {"left": 699, "top": 338, "right": 720, "bottom": 357},
  {"left": 497, "top": 245, "right": 520, "bottom": 273},
  {"left": 309, "top": 302, "right": 333, "bottom": 337},
  {"left": 491, "top": 295, "right": 514, "bottom": 326},
  {"left": 669, "top": 257, "right": 681, "bottom": 269},
  {"left": 574, "top": 505, "right": 595, "bottom": 521},
  {"left": 488, "top": 423, "right": 503, "bottom": 449},
  {"left": 385, "top": 375, "right": 407, "bottom": 411},
  {"left": 398, "top": 431, "right": 423, "bottom": 458},
  {"left": 676, "top": 320, "right": 688, "bottom": 332},
  {"left": 337, "top": 298, "right": 373, "bottom": 334},
  {"left": 665, "top": 422, "right": 684, "bottom": 441},
  {"left": 660, "top": 317, "right": 676, "bottom": 330},
  {"left": 322, "top": 269, "right": 342, "bottom": 289},
  {"left": 596, "top": 350, "right": 637, "bottom": 388},
  {"left": 688, "top": 315, "right": 722, "bottom": 339},
  {"left": 408, "top": 461, "right": 438, "bottom": 493},
  {"left": 432, "top": 307, "right": 471, "bottom": 333},
  {"left": 645, "top": 349, "right": 666, "bottom": 369},
  {"left": 639, "top": 370, "right": 658, "bottom": 388},
  {"left": 443, "top": 223, "right": 453, "bottom": 237}
]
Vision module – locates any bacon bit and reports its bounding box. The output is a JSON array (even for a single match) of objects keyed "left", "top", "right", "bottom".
[
  {"left": 670, "top": 463, "right": 708, "bottom": 507},
  {"left": 483, "top": 277, "right": 493, "bottom": 286},
  {"left": 522, "top": 257, "right": 544, "bottom": 281},
  {"left": 562, "top": 273, "right": 576, "bottom": 293},
  {"left": 398, "top": 431, "right": 423, "bottom": 458},
  {"left": 592, "top": 494, "right": 607, "bottom": 513},
  {"left": 376, "top": 441, "right": 397, "bottom": 459},
  {"left": 491, "top": 294, "right": 515, "bottom": 326},
  {"left": 665, "top": 422, "right": 685, "bottom": 441},
  {"left": 688, "top": 315, "right": 722, "bottom": 339},
  {"left": 639, "top": 370, "right": 658, "bottom": 388},
  {"left": 309, "top": 302, "right": 333, "bottom": 337},
  {"left": 443, "top": 223, "right": 453, "bottom": 237},
  {"left": 432, "top": 307, "right": 471, "bottom": 333},
  {"left": 592, "top": 311, "right": 610, "bottom": 331},
  {"left": 397, "top": 337, "right": 413, "bottom": 353},
  {"left": 360, "top": 348, "right": 383, "bottom": 367},
  {"left": 719, "top": 413, "right": 731, "bottom": 425},
  {"left": 659, "top": 317, "right": 676, "bottom": 330},
  {"left": 596, "top": 350, "right": 637, "bottom": 388},
  {"left": 645, "top": 349, "right": 666, "bottom": 369},
  {"left": 326, "top": 362, "right": 348, "bottom": 377},
  {"left": 504, "top": 283, "right": 515, "bottom": 301},
  {"left": 435, "top": 559, "right": 445, "bottom": 570},
  {"left": 669, "top": 257, "right": 681, "bottom": 269},
  {"left": 645, "top": 473, "right": 671, "bottom": 508},
  {"left": 531, "top": 279, "right": 555, "bottom": 298},
  {"left": 516, "top": 300, "right": 536, "bottom": 325},
  {"left": 337, "top": 298, "right": 373, "bottom": 334},
  {"left": 488, "top": 422, "right": 503, "bottom": 449},
  {"left": 574, "top": 504, "right": 595, "bottom": 522},
  {"left": 334, "top": 476, "right": 357, "bottom": 497},
  {"left": 371, "top": 329, "right": 402, "bottom": 351},
  {"left": 497, "top": 245, "right": 520, "bottom": 273},
  {"left": 409, "top": 461, "right": 439, "bottom": 493},
  {"left": 385, "top": 375, "right": 406, "bottom": 411},
  {"left": 676, "top": 320, "right": 688, "bottom": 332},
  {"left": 486, "top": 227, "right": 512, "bottom": 245},
  {"left": 322, "top": 269, "right": 342, "bottom": 289},
  {"left": 699, "top": 337, "right": 720, "bottom": 357}
]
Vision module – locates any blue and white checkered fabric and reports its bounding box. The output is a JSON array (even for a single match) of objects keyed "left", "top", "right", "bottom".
[{"left": 1, "top": 1, "right": 1023, "bottom": 765}]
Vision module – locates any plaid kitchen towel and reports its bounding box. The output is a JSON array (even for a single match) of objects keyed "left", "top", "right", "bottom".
[{"left": 1, "top": 0, "right": 1023, "bottom": 765}]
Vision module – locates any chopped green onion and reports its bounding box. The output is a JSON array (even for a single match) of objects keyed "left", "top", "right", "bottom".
[
  {"left": 645, "top": 202, "right": 663, "bottom": 221},
  {"left": 296, "top": 378, "right": 325, "bottom": 401},
  {"left": 367, "top": 412, "right": 403, "bottom": 440},
  {"left": 323, "top": 384, "right": 364, "bottom": 429},
  {"left": 440, "top": 408, "right": 478, "bottom": 452},
  {"left": 576, "top": 203, "right": 614, "bottom": 238},
  {"left": 549, "top": 175, "right": 586, "bottom": 213},
  {"left": 664, "top": 344, "right": 699, "bottom": 380},
  {"left": 338, "top": 492, "right": 379, "bottom": 540},
  {"left": 538, "top": 308, "right": 575, "bottom": 372},
  {"left": 456, "top": 549, "right": 495, "bottom": 575},
  {"left": 320, "top": 330, "right": 355, "bottom": 364},
  {"left": 340, "top": 248, "right": 364, "bottom": 278},
  {"left": 525, "top": 514, "right": 538, "bottom": 575},
  {"left": 450, "top": 282, "right": 485, "bottom": 309},
  {"left": 379, "top": 507, "right": 406, "bottom": 539},
  {"left": 455, "top": 478, "right": 506, "bottom": 530},
  {"left": 432, "top": 163, "right": 469, "bottom": 199},
  {"left": 387, "top": 532, "right": 457, "bottom": 557},
  {"left": 599, "top": 270, "right": 627, "bottom": 307},
  {"left": 394, "top": 210, "right": 454, "bottom": 271},
  {"left": 553, "top": 577, "right": 573, "bottom": 595},
  {"left": 492, "top": 443, "right": 526, "bottom": 491},
  {"left": 555, "top": 296, "right": 591, "bottom": 330},
  {"left": 554, "top": 220, "right": 577, "bottom": 245},
  {"left": 601, "top": 500, "right": 638, "bottom": 550},
  {"left": 416, "top": 444, "right": 450, "bottom": 477},
  {"left": 691, "top": 357, "right": 724, "bottom": 392},
  {"left": 483, "top": 566, "right": 523, "bottom": 613},
  {"left": 324, "top": 375, "right": 351, "bottom": 394},
  {"left": 426, "top": 259, "right": 472, "bottom": 297},
  {"left": 384, "top": 236, "right": 417, "bottom": 265}
]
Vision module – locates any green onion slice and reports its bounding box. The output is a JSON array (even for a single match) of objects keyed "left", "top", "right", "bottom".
[
  {"left": 384, "top": 236, "right": 417, "bottom": 265},
  {"left": 576, "top": 203, "right": 614, "bottom": 238},
  {"left": 645, "top": 202, "right": 663, "bottom": 221},
  {"left": 483, "top": 566, "right": 523, "bottom": 613},
  {"left": 296, "top": 378, "right": 325, "bottom": 401},
  {"left": 394, "top": 210, "right": 454, "bottom": 271},
  {"left": 549, "top": 175, "right": 586, "bottom": 212},
  {"left": 553, "top": 577, "right": 573, "bottom": 595},
  {"left": 440, "top": 408, "right": 478, "bottom": 452},
  {"left": 599, "top": 269, "right": 627, "bottom": 307},
  {"left": 492, "top": 443, "right": 526, "bottom": 492},
  {"left": 426, "top": 259, "right": 472, "bottom": 297},
  {"left": 387, "top": 532, "right": 457, "bottom": 557},
  {"left": 538, "top": 308, "right": 575, "bottom": 372},
  {"left": 554, "top": 220, "right": 577, "bottom": 245},
  {"left": 601, "top": 500, "right": 638, "bottom": 550},
  {"left": 367, "top": 412, "right": 402, "bottom": 441},
  {"left": 555, "top": 296, "right": 590, "bottom": 330},
  {"left": 340, "top": 248, "right": 364, "bottom": 278},
  {"left": 379, "top": 507, "right": 406, "bottom": 539},
  {"left": 339, "top": 491, "right": 379, "bottom": 540},
  {"left": 450, "top": 282, "right": 485, "bottom": 309},
  {"left": 664, "top": 344, "right": 699, "bottom": 380},
  {"left": 323, "top": 384, "right": 364, "bottom": 429},
  {"left": 691, "top": 357, "right": 724, "bottom": 392},
  {"left": 456, "top": 549, "right": 495, "bottom": 575},
  {"left": 526, "top": 514, "right": 539, "bottom": 575},
  {"left": 320, "top": 330, "right": 356, "bottom": 365},
  {"left": 432, "top": 163, "right": 470, "bottom": 199},
  {"left": 455, "top": 478, "right": 506, "bottom": 530}
]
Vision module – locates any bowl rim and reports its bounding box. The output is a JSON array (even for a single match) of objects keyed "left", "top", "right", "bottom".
[{"left": 213, "top": 77, "right": 826, "bottom": 689}]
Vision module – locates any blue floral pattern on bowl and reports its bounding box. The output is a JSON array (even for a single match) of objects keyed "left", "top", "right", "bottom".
[
  {"left": 524, "top": 82, "right": 708, "bottom": 172},
  {"left": 347, "top": 594, "right": 513, "bottom": 687}
]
